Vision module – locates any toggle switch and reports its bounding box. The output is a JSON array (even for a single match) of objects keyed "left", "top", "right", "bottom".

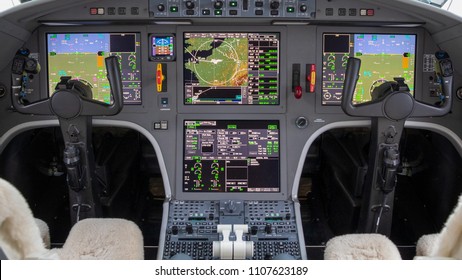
[
  {"left": 265, "top": 223, "right": 272, "bottom": 234},
  {"left": 251, "top": 225, "right": 258, "bottom": 235},
  {"left": 292, "top": 63, "right": 302, "bottom": 99},
  {"left": 186, "top": 222, "right": 193, "bottom": 234},
  {"left": 156, "top": 63, "right": 167, "bottom": 92}
]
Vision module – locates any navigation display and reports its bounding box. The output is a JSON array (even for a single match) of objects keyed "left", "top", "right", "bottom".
[
  {"left": 183, "top": 120, "right": 280, "bottom": 192},
  {"left": 322, "top": 33, "right": 416, "bottom": 105},
  {"left": 183, "top": 32, "right": 280, "bottom": 105},
  {"left": 47, "top": 33, "right": 142, "bottom": 104}
]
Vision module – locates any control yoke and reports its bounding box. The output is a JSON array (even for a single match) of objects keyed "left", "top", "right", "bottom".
[
  {"left": 340, "top": 51, "right": 453, "bottom": 235},
  {"left": 341, "top": 51, "right": 453, "bottom": 120},
  {"left": 11, "top": 55, "right": 124, "bottom": 224},
  {"left": 12, "top": 56, "right": 123, "bottom": 117}
]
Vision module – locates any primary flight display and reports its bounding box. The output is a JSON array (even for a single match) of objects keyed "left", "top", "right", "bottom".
[
  {"left": 47, "top": 33, "right": 142, "bottom": 104},
  {"left": 322, "top": 33, "right": 416, "bottom": 105}
]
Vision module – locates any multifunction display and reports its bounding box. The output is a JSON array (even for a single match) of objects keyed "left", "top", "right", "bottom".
[
  {"left": 322, "top": 33, "right": 416, "bottom": 105},
  {"left": 184, "top": 33, "right": 280, "bottom": 105},
  {"left": 47, "top": 33, "right": 142, "bottom": 104},
  {"left": 183, "top": 120, "right": 280, "bottom": 192}
]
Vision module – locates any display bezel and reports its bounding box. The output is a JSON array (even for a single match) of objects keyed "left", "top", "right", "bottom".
[
  {"left": 176, "top": 114, "right": 288, "bottom": 200},
  {"left": 321, "top": 32, "right": 417, "bottom": 106},
  {"left": 315, "top": 26, "right": 425, "bottom": 114},
  {"left": 177, "top": 26, "right": 287, "bottom": 114},
  {"left": 182, "top": 119, "right": 281, "bottom": 193},
  {"left": 183, "top": 32, "right": 280, "bottom": 106},
  {"left": 44, "top": 31, "right": 143, "bottom": 105},
  {"left": 149, "top": 33, "right": 176, "bottom": 61}
]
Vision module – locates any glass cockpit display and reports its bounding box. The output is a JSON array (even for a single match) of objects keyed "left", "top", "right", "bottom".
[
  {"left": 322, "top": 33, "right": 416, "bottom": 105},
  {"left": 184, "top": 32, "right": 280, "bottom": 105},
  {"left": 47, "top": 33, "right": 142, "bottom": 104},
  {"left": 183, "top": 120, "right": 280, "bottom": 192},
  {"left": 149, "top": 34, "right": 175, "bottom": 61}
]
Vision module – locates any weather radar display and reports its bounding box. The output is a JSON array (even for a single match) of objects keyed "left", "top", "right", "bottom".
[
  {"left": 183, "top": 32, "right": 280, "bottom": 105},
  {"left": 322, "top": 33, "right": 416, "bottom": 105},
  {"left": 47, "top": 33, "right": 142, "bottom": 104}
]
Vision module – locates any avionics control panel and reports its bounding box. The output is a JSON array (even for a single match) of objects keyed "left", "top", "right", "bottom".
[
  {"left": 149, "top": 0, "right": 315, "bottom": 18},
  {"left": 163, "top": 200, "right": 300, "bottom": 260}
]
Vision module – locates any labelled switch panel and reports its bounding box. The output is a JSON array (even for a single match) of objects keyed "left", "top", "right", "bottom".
[
  {"left": 162, "top": 200, "right": 301, "bottom": 260},
  {"left": 149, "top": 0, "right": 316, "bottom": 18}
]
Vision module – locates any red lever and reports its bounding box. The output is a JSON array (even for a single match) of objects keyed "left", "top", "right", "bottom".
[{"left": 294, "top": 85, "right": 303, "bottom": 99}]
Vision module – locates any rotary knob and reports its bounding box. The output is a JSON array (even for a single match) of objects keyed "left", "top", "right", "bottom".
[
  {"left": 295, "top": 116, "right": 309, "bottom": 129},
  {"left": 157, "top": 4, "right": 165, "bottom": 12},
  {"left": 171, "top": 225, "right": 179, "bottom": 235},
  {"left": 270, "top": 1, "right": 280, "bottom": 9},
  {"left": 185, "top": 1, "right": 195, "bottom": 9},
  {"left": 300, "top": 4, "right": 308, "bottom": 13},
  {"left": 214, "top": 0, "right": 224, "bottom": 9}
]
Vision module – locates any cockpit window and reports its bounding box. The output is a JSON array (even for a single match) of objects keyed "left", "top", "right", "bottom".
[
  {"left": 0, "top": 0, "right": 33, "bottom": 13},
  {"left": 414, "top": 0, "right": 462, "bottom": 16},
  {"left": 415, "top": 0, "right": 449, "bottom": 8}
]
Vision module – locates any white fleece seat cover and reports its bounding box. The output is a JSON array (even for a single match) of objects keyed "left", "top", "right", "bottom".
[
  {"left": 0, "top": 178, "right": 51, "bottom": 259},
  {"left": 55, "top": 218, "right": 144, "bottom": 260},
  {"left": 415, "top": 233, "right": 438, "bottom": 257},
  {"left": 416, "top": 194, "right": 462, "bottom": 259},
  {"left": 35, "top": 218, "right": 51, "bottom": 249},
  {"left": 324, "top": 233, "right": 401, "bottom": 260},
  {"left": 1, "top": 177, "right": 144, "bottom": 260}
]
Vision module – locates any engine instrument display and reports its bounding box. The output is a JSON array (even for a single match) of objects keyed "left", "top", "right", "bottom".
[{"left": 183, "top": 120, "right": 280, "bottom": 193}]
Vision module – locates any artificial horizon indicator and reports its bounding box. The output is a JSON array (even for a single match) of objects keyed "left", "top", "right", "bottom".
[
  {"left": 47, "top": 33, "right": 142, "bottom": 104},
  {"left": 322, "top": 33, "right": 416, "bottom": 105}
]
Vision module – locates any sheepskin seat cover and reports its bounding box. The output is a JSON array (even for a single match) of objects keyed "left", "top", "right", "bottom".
[
  {"left": 415, "top": 233, "right": 438, "bottom": 257},
  {"left": 1, "top": 177, "right": 144, "bottom": 260},
  {"left": 430, "top": 194, "right": 462, "bottom": 259},
  {"left": 35, "top": 218, "right": 50, "bottom": 249},
  {"left": 324, "top": 233, "right": 401, "bottom": 260},
  {"left": 0, "top": 178, "right": 52, "bottom": 259},
  {"left": 55, "top": 218, "right": 144, "bottom": 260}
]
